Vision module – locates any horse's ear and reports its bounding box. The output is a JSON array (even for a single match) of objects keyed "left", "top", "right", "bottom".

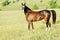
[
  {"left": 24, "top": 3, "right": 26, "bottom": 5},
  {"left": 21, "top": 3, "right": 23, "bottom": 5}
]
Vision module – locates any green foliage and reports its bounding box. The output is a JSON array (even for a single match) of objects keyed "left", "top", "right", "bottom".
[
  {"left": 32, "top": 4, "right": 39, "bottom": 10},
  {"left": 57, "top": 5, "right": 60, "bottom": 8},
  {"left": 0, "top": 9, "right": 2, "bottom": 11},
  {"left": 16, "top": 0, "right": 19, "bottom": 2},
  {"left": 13, "top": 1, "right": 15, "bottom": 3},
  {"left": 2, "top": 0, "right": 11, "bottom": 6},
  {"left": 40, "top": 0, "right": 43, "bottom": 2},
  {"left": 57, "top": 20, "right": 60, "bottom": 24},
  {"left": 49, "top": 0, "right": 57, "bottom": 8},
  {"left": 0, "top": 0, "right": 60, "bottom": 10}
]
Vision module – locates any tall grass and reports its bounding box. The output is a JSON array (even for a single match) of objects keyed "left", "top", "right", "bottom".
[{"left": 0, "top": 10, "right": 60, "bottom": 40}]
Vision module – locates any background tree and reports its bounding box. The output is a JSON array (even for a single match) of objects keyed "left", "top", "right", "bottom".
[
  {"left": 32, "top": 4, "right": 39, "bottom": 10},
  {"left": 2, "top": 0, "right": 11, "bottom": 6},
  {"left": 49, "top": 0, "right": 57, "bottom": 8}
]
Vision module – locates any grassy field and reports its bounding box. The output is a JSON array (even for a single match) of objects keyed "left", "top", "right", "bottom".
[{"left": 0, "top": 10, "right": 60, "bottom": 40}]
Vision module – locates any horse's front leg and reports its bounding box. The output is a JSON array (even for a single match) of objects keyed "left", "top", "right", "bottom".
[
  {"left": 31, "top": 22, "right": 35, "bottom": 32},
  {"left": 31, "top": 22, "right": 34, "bottom": 29},
  {"left": 28, "top": 23, "right": 30, "bottom": 30}
]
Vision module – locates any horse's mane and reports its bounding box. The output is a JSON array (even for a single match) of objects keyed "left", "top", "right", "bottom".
[
  {"left": 24, "top": 5, "right": 32, "bottom": 14},
  {"left": 25, "top": 6, "right": 31, "bottom": 10}
]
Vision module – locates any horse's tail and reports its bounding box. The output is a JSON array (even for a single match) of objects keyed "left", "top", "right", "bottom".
[{"left": 51, "top": 10, "right": 56, "bottom": 24}]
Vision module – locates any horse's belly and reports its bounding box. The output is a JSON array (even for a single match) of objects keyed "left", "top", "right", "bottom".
[
  {"left": 27, "top": 14, "right": 45, "bottom": 22},
  {"left": 27, "top": 15, "right": 38, "bottom": 21},
  {"left": 27, "top": 15, "right": 34, "bottom": 21}
]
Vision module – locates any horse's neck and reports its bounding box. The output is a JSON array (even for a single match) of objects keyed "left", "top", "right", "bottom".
[{"left": 24, "top": 6, "right": 31, "bottom": 14}]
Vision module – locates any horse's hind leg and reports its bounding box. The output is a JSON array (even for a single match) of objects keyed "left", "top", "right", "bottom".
[
  {"left": 46, "top": 20, "right": 50, "bottom": 31},
  {"left": 45, "top": 15, "right": 51, "bottom": 30},
  {"left": 49, "top": 22, "right": 51, "bottom": 27},
  {"left": 45, "top": 17, "right": 50, "bottom": 28},
  {"left": 46, "top": 21, "right": 49, "bottom": 28},
  {"left": 46, "top": 21, "right": 51, "bottom": 28}
]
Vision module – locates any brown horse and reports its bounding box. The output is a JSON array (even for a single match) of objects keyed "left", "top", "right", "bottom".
[{"left": 21, "top": 3, "right": 56, "bottom": 30}]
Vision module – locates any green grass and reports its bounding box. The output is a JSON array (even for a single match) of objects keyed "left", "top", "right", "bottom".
[{"left": 0, "top": 10, "right": 60, "bottom": 40}]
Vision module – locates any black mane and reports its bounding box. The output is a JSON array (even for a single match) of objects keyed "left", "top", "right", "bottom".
[{"left": 24, "top": 5, "right": 31, "bottom": 14}]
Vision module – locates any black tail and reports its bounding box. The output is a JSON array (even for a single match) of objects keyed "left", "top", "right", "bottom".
[{"left": 51, "top": 10, "right": 56, "bottom": 24}]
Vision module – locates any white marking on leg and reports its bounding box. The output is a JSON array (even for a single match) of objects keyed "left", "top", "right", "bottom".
[
  {"left": 48, "top": 27, "right": 51, "bottom": 31},
  {"left": 46, "top": 27, "right": 51, "bottom": 31},
  {"left": 46, "top": 28, "right": 48, "bottom": 31}
]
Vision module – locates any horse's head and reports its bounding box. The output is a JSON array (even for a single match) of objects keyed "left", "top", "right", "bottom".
[
  {"left": 21, "top": 3, "right": 26, "bottom": 9},
  {"left": 21, "top": 3, "right": 31, "bottom": 13}
]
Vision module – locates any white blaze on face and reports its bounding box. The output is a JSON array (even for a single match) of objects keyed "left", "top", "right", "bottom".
[
  {"left": 22, "top": 5, "right": 25, "bottom": 8},
  {"left": 22, "top": 5, "right": 25, "bottom": 9}
]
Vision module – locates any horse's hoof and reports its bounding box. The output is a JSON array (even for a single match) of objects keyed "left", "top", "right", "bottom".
[
  {"left": 45, "top": 27, "right": 51, "bottom": 31},
  {"left": 48, "top": 27, "right": 51, "bottom": 31},
  {"left": 46, "top": 28, "right": 48, "bottom": 31}
]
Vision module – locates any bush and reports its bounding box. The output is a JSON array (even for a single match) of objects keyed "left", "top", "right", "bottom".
[
  {"left": 2, "top": 0, "right": 11, "bottom": 6},
  {"left": 32, "top": 4, "right": 39, "bottom": 10},
  {"left": 17, "top": 0, "right": 19, "bottom": 2},
  {"left": 49, "top": 0, "right": 57, "bottom": 8},
  {"left": 57, "top": 5, "right": 60, "bottom": 8},
  {"left": 13, "top": 1, "right": 15, "bottom": 3},
  {"left": 0, "top": 9, "right": 2, "bottom": 11},
  {"left": 57, "top": 20, "right": 60, "bottom": 24},
  {"left": 40, "top": 0, "right": 43, "bottom": 2}
]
